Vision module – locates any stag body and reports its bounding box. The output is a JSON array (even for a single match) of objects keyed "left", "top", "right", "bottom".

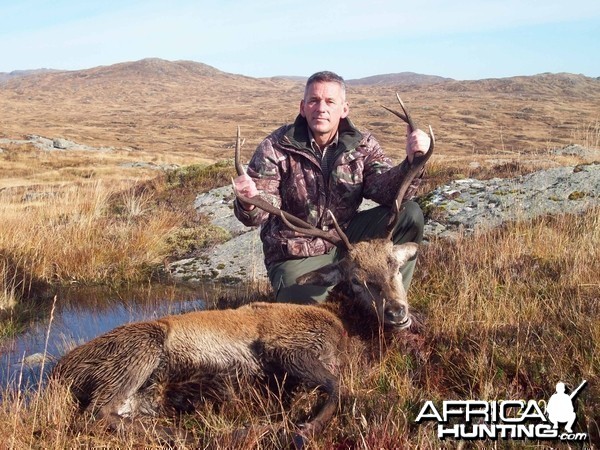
[{"left": 51, "top": 240, "right": 418, "bottom": 439}]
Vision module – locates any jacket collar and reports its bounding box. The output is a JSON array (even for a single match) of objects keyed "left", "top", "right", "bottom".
[{"left": 284, "top": 115, "right": 364, "bottom": 157}]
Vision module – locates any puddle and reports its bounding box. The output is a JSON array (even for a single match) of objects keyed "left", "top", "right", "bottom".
[{"left": 0, "top": 283, "right": 225, "bottom": 394}]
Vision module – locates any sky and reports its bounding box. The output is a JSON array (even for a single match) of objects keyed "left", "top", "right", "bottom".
[{"left": 1, "top": 0, "right": 599, "bottom": 80}]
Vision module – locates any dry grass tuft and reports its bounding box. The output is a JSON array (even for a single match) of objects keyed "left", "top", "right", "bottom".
[
  {"left": 571, "top": 120, "right": 600, "bottom": 150},
  {"left": 0, "top": 181, "right": 180, "bottom": 285}
]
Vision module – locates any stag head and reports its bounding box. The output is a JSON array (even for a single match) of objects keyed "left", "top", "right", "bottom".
[{"left": 296, "top": 239, "right": 418, "bottom": 329}]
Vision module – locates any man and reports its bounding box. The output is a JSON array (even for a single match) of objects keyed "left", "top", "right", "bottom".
[{"left": 234, "top": 71, "right": 431, "bottom": 303}]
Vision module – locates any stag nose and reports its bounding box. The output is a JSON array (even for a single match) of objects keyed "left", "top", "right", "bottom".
[{"left": 384, "top": 304, "right": 411, "bottom": 328}]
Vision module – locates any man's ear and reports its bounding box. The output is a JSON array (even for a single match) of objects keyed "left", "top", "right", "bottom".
[
  {"left": 341, "top": 101, "right": 349, "bottom": 119},
  {"left": 296, "top": 262, "right": 343, "bottom": 286}
]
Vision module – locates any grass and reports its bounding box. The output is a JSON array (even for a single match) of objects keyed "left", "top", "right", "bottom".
[
  {"left": 571, "top": 120, "right": 600, "bottom": 150},
  {"left": 0, "top": 160, "right": 236, "bottom": 298},
  {"left": 1, "top": 207, "right": 598, "bottom": 448},
  {"left": 0, "top": 136, "right": 598, "bottom": 447},
  {"left": 0, "top": 180, "right": 178, "bottom": 286}
]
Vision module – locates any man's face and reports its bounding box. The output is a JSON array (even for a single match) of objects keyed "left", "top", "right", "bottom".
[{"left": 300, "top": 81, "right": 349, "bottom": 143}]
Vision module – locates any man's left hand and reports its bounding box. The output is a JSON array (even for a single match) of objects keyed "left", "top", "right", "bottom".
[{"left": 406, "top": 127, "right": 431, "bottom": 163}]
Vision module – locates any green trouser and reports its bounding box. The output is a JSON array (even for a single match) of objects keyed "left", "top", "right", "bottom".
[{"left": 267, "top": 201, "right": 424, "bottom": 304}]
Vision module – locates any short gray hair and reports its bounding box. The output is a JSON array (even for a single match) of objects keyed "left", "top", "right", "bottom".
[{"left": 305, "top": 71, "right": 346, "bottom": 99}]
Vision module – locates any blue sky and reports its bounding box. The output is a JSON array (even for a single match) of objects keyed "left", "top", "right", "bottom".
[{"left": 1, "top": 0, "right": 599, "bottom": 80}]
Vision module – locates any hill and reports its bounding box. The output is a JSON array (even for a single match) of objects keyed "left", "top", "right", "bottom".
[
  {"left": 347, "top": 72, "right": 453, "bottom": 86},
  {"left": 0, "top": 58, "right": 598, "bottom": 166},
  {"left": 0, "top": 68, "right": 59, "bottom": 84}
]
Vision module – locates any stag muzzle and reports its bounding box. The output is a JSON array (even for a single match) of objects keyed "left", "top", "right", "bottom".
[{"left": 383, "top": 302, "right": 411, "bottom": 330}]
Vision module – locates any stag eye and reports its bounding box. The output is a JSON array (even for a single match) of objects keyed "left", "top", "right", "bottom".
[{"left": 351, "top": 277, "right": 361, "bottom": 286}]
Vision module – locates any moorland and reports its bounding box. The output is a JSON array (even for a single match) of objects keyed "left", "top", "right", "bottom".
[{"left": 0, "top": 58, "right": 599, "bottom": 448}]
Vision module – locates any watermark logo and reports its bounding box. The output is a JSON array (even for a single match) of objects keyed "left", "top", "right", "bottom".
[{"left": 416, "top": 380, "right": 588, "bottom": 442}]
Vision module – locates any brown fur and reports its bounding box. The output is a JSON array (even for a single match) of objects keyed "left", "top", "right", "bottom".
[{"left": 50, "top": 240, "right": 418, "bottom": 444}]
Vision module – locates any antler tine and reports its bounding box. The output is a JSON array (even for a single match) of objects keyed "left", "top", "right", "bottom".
[
  {"left": 235, "top": 191, "right": 315, "bottom": 229},
  {"left": 383, "top": 95, "right": 436, "bottom": 239},
  {"left": 381, "top": 93, "right": 417, "bottom": 133},
  {"left": 327, "top": 210, "right": 352, "bottom": 250},
  {"left": 235, "top": 125, "right": 245, "bottom": 176},
  {"left": 381, "top": 105, "right": 409, "bottom": 126},
  {"left": 279, "top": 210, "right": 349, "bottom": 249},
  {"left": 394, "top": 93, "right": 418, "bottom": 133}
]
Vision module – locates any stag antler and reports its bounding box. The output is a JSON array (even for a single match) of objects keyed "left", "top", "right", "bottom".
[
  {"left": 382, "top": 94, "right": 435, "bottom": 239},
  {"left": 233, "top": 127, "right": 351, "bottom": 250}
]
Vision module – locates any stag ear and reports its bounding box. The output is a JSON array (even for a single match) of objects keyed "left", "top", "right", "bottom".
[
  {"left": 392, "top": 242, "right": 419, "bottom": 268},
  {"left": 296, "top": 262, "right": 343, "bottom": 286}
]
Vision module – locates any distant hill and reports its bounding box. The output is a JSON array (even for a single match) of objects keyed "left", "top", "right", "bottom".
[
  {"left": 0, "top": 68, "right": 60, "bottom": 84},
  {"left": 347, "top": 72, "right": 454, "bottom": 86},
  {"left": 442, "top": 72, "right": 599, "bottom": 97},
  {"left": 82, "top": 58, "right": 229, "bottom": 80},
  {"left": 0, "top": 58, "right": 251, "bottom": 90}
]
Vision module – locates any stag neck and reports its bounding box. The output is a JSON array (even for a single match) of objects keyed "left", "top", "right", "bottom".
[{"left": 318, "top": 285, "right": 383, "bottom": 341}]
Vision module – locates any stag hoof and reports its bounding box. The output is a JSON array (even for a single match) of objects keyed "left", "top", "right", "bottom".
[{"left": 292, "top": 432, "right": 309, "bottom": 450}]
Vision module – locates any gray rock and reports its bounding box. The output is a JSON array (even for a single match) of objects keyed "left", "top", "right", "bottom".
[
  {"left": 551, "top": 144, "right": 600, "bottom": 159},
  {"left": 53, "top": 138, "right": 70, "bottom": 149},
  {"left": 21, "top": 352, "right": 47, "bottom": 367},
  {"left": 421, "top": 162, "right": 600, "bottom": 239},
  {"left": 193, "top": 186, "right": 254, "bottom": 236},
  {"left": 169, "top": 229, "right": 265, "bottom": 282},
  {"left": 1, "top": 135, "right": 113, "bottom": 153},
  {"left": 22, "top": 135, "right": 114, "bottom": 152}
]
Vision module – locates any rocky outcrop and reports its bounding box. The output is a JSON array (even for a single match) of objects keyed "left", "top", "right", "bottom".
[
  {"left": 168, "top": 161, "right": 600, "bottom": 284},
  {"left": 168, "top": 186, "right": 267, "bottom": 282},
  {"left": 422, "top": 162, "right": 600, "bottom": 239},
  {"left": 0, "top": 135, "right": 114, "bottom": 152}
]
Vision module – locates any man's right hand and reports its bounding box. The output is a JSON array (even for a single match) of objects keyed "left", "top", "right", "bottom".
[{"left": 233, "top": 173, "right": 259, "bottom": 211}]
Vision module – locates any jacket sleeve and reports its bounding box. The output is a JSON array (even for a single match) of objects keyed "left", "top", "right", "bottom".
[
  {"left": 233, "top": 137, "right": 284, "bottom": 227},
  {"left": 361, "top": 134, "right": 424, "bottom": 207}
]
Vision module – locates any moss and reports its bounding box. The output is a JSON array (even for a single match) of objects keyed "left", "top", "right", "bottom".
[
  {"left": 166, "top": 226, "right": 231, "bottom": 259},
  {"left": 165, "top": 160, "right": 237, "bottom": 191},
  {"left": 219, "top": 275, "right": 243, "bottom": 284},
  {"left": 568, "top": 191, "right": 587, "bottom": 200},
  {"left": 417, "top": 192, "right": 447, "bottom": 220}
]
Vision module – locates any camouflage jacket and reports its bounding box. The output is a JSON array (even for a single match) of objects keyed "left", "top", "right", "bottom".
[{"left": 234, "top": 115, "right": 422, "bottom": 269}]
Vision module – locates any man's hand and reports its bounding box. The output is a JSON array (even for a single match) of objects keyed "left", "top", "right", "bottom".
[
  {"left": 233, "top": 173, "right": 259, "bottom": 211},
  {"left": 406, "top": 126, "right": 431, "bottom": 163}
]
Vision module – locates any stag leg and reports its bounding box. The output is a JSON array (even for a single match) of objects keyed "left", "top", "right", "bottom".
[{"left": 274, "top": 354, "right": 340, "bottom": 446}]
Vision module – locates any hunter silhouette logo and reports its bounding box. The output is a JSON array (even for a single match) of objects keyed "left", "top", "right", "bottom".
[
  {"left": 546, "top": 380, "right": 587, "bottom": 433},
  {"left": 415, "top": 380, "right": 588, "bottom": 442}
]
